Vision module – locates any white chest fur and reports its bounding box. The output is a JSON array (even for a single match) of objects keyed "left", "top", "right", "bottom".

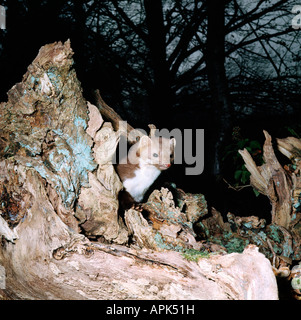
[{"left": 123, "top": 163, "right": 161, "bottom": 202}]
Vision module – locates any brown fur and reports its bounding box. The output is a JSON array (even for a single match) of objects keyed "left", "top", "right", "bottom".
[
  {"left": 118, "top": 189, "right": 136, "bottom": 210},
  {"left": 116, "top": 136, "right": 176, "bottom": 210},
  {"left": 115, "top": 161, "right": 139, "bottom": 181}
]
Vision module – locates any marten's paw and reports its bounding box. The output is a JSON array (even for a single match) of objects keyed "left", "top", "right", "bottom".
[{"left": 132, "top": 203, "right": 143, "bottom": 212}]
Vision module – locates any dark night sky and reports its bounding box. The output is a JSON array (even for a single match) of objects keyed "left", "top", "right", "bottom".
[{"left": 0, "top": 0, "right": 300, "bottom": 218}]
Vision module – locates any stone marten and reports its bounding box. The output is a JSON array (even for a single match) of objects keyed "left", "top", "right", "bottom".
[{"left": 116, "top": 135, "right": 176, "bottom": 209}]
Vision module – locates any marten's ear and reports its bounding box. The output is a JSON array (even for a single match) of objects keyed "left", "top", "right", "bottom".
[{"left": 139, "top": 135, "right": 152, "bottom": 148}]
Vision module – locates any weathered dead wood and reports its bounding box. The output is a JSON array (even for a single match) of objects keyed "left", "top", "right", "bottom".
[
  {"left": 197, "top": 207, "right": 294, "bottom": 276},
  {"left": 276, "top": 136, "right": 301, "bottom": 265},
  {"left": 239, "top": 131, "right": 293, "bottom": 228},
  {"left": 239, "top": 131, "right": 301, "bottom": 245},
  {"left": 124, "top": 188, "right": 205, "bottom": 252},
  {"left": 277, "top": 137, "right": 301, "bottom": 229},
  {"left": 94, "top": 89, "right": 145, "bottom": 145},
  {"left": 0, "top": 159, "right": 278, "bottom": 300},
  {"left": 0, "top": 41, "right": 278, "bottom": 300},
  {"left": 94, "top": 89, "right": 132, "bottom": 138},
  {"left": 236, "top": 130, "right": 301, "bottom": 297},
  {"left": 75, "top": 117, "right": 128, "bottom": 243}
]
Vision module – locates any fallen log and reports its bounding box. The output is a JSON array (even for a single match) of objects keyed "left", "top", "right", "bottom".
[{"left": 0, "top": 41, "right": 278, "bottom": 300}]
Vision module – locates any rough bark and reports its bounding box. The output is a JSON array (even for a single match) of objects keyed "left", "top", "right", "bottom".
[
  {"left": 144, "top": 0, "right": 174, "bottom": 127},
  {"left": 206, "top": 0, "right": 232, "bottom": 177},
  {"left": 0, "top": 41, "right": 278, "bottom": 300},
  {"left": 239, "top": 131, "right": 293, "bottom": 229},
  {"left": 238, "top": 131, "right": 301, "bottom": 298}
]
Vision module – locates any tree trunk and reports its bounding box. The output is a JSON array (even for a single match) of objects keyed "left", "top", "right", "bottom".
[
  {"left": 206, "top": 0, "right": 232, "bottom": 177},
  {"left": 144, "top": 0, "right": 174, "bottom": 127},
  {"left": 0, "top": 41, "right": 278, "bottom": 300}
]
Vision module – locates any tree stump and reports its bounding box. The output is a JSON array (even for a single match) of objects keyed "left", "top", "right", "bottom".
[
  {"left": 238, "top": 131, "right": 301, "bottom": 298},
  {"left": 0, "top": 41, "right": 278, "bottom": 300}
]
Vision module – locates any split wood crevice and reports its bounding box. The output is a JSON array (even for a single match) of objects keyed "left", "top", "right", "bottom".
[{"left": 0, "top": 40, "right": 295, "bottom": 300}]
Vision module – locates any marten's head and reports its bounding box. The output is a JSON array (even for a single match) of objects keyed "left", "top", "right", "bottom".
[{"left": 128, "top": 136, "right": 176, "bottom": 170}]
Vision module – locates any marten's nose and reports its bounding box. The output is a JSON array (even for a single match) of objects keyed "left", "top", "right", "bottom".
[{"left": 164, "top": 163, "right": 171, "bottom": 168}]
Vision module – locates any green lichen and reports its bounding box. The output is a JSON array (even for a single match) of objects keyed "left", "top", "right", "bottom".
[
  {"left": 282, "top": 241, "right": 294, "bottom": 258},
  {"left": 154, "top": 232, "right": 183, "bottom": 251},
  {"left": 291, "top": 276, "right": 301, "bottom": 290},
  {"left": 267, "top": 224, "right": 284, "bottom": 243},
  {"left": 181, "top": 248, "right": 211, "bottom": 262},
  {"left": 224, "top": 237, "right": 249, "bottom": 253},
  {"left": 47, "top": 68, "right": 63, "bottom": 93},
  {"left": 154, "top": 231, "right": 215, "bottom": 262},
  {"left": 18, "top": 141, "right": 40, "bottom": 156}
]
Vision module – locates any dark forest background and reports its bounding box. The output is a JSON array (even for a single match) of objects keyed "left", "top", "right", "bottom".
[{"left": 0, "top": 0, "right": 301, "bottom": 221}]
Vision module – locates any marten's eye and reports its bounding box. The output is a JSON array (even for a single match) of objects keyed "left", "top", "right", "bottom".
[{"left": 153, "top": 153, "right": 159, "bottom": 158}]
